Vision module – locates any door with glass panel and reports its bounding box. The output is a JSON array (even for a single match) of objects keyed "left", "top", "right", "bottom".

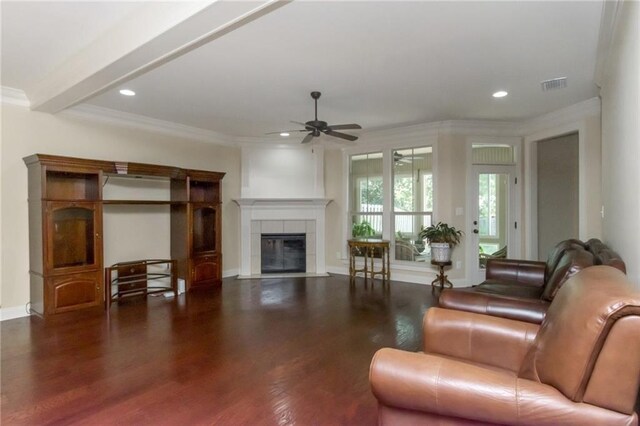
[{"left": 468, "top": 165, "right": 516, "bottom": 283}]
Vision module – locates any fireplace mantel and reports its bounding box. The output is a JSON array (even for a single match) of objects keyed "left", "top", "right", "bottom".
[
  {"left": 233, "top": 198, "right": 333, "bottom": 278},
  {"left": 233, "top": 198, "right": 332, "bottom": 207}
]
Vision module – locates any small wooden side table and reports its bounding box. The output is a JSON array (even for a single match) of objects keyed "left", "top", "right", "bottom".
[
  {"left": 348, "top": 239, "right": 391, "bottom": 286},
  {"left": 431, "top": 260, "right": 453, "bottom": 290}
]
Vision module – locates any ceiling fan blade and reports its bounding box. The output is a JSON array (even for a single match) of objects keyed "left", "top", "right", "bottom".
[
  {"left": 301, "top": 133, "right": 315, "bottom": 144},
  {"left": 265, "top": 129, "right": 308, "bottom": 135},
  {"left": 324, "top": 130, "right": 358, "bottom": 141},
  {"left": 328, "top": 123, "right": 362, "bottom": 131}
]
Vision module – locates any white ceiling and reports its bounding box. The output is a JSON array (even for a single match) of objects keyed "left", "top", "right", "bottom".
[{"left": 1, "top": 1, "right": 604, "bottom": 139}]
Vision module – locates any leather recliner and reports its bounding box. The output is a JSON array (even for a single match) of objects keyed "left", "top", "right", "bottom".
[
  {"left": 438, "top": 238, "right": 626, "bottom": 323},
  {"left": 370, "top": 266, "right": 640, "bottom": 425}
]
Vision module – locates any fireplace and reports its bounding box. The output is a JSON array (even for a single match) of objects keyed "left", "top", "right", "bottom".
[
  {"left": 261, "top": 233, "right": 306, "bottom": 273},
  {"left": 233, "top": 198, "right": 332, "bottom": 277}
]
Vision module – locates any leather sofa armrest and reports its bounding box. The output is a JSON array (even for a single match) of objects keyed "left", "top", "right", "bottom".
[
  {"left": 485, "top": 258, "right": 546, "bottom": 287},
  {"left": 370, "top": 348, "right": 636, "bottom": 425},
  {"left": 422, "top": 307, "right": 539, "bottom": 372},
  {"left": 438, "top": 289, "right": 550, "bottom": 324}
]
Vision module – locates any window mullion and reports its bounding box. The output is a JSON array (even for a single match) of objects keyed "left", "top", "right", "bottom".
[{"left": 382, "top": 148, "right": 393, "bottom": 241}]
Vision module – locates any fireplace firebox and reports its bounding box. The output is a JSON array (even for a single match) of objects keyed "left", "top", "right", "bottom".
[{"left": 261, "top": 233, "right": 306, "bottom": 273}]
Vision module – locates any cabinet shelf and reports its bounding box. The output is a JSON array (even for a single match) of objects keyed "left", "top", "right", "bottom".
[{"left": 102, "top": 200, "right": 187, "bottom": 205}]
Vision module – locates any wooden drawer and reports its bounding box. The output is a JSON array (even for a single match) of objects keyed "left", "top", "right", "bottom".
[{"left": 47, "top": 270, "right": 102, "bottom": 314}]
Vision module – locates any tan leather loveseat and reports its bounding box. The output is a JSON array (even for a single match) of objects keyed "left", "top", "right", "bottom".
[
  {"left": 370, "top": 266, "right": 640, "bottom": 425},
  {"left": 438, "top": 238, "right": 625, "bottom": 323}
]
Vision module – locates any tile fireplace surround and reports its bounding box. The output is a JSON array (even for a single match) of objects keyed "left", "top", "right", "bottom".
[{"left": 233, "top": 198, "right": 332, "bottom": 278}]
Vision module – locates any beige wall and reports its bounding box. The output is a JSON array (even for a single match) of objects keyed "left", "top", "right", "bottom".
[
  {"left": 601, "top": 0, "right": 640, "bottom": 288},
  {"left": 1, "top": 104, "right": 241, "bottom": 309},
  {"left": 434, "top": 133, "right": 468, "bottom": 279},
  {"left": 324, "top": 148, "right": 344, "bottom": 269}
]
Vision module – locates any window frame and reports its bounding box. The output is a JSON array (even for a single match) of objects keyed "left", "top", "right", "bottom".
[
  {"left": 349, "top": 152, "right": 384, "bottom": 238},
  {"left": 392, "top": 146, "right": 434, "bottom": 263},
  {"left": 344, "top": 138, "right": 438, "bottom": 268}
]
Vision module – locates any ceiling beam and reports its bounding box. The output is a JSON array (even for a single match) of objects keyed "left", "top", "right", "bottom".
[{"left": 28, "top": 0, "right": 290, "bottom": 113}]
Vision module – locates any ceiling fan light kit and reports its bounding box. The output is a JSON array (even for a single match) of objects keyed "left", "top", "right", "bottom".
[{"left": 271, "top": 91, "right": 362, "bottom": 144}]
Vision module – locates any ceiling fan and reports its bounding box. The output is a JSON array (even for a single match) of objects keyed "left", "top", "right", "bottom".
[
  {"left": 268, "top": 91, "right": 362, "bottom": 144},
  {"left": 393, "top": 151, "right": 421, "bottom": 164}
]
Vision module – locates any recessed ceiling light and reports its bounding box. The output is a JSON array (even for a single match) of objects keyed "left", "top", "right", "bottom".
[
  {"left": 492, "top": 90, "right": 508, "bottom": 98},
  {"left": 119, "top": 89, "right": 136, "bottom": 96},
  {"left": 280, "top": 132, "right": 290, "bottom": 137}
]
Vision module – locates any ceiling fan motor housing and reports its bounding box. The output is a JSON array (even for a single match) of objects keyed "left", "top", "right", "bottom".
[{"left": 306, "top": 120, "right": 328, "bottom": 132}]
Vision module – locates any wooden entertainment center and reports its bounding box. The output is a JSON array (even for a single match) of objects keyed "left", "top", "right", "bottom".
[{"left": 24, "top": 154, "right": 225, "bottom": 317}]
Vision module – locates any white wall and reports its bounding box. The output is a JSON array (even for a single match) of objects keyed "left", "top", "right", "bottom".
[
  {"left": 601, "top": 0, "right": 640, "bottom": 288},
  {"left": 240, "top": 144, "right": 324, "bottom": 199},
  {"left": 1, "top": 104, "right": 241, "bottom": 311}
]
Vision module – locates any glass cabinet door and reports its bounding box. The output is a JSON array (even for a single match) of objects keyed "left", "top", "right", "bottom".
[
  {"left": 192, "top": 206, "right": 216, "bottom": 254},
  {"left": 49, "top": 204, "right": 97, "bottom": 269}
]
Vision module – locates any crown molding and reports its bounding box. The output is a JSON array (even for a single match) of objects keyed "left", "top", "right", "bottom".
[
  {"left": 594, "top": 0, "right": 624, "bottom": 87},
  {"left": 62, "top": 104, "right": 236, "bottom": 146},
  {"left": 517, "top": 97, "right": 601, "bottom": 136},
  {"left": 234, "top": 135, "right": 306, "bottom": 147},
  {"left": 5, "top": 85, "right": 601, "bottom": 147},
  {"left": 1, "top": 86, "right": 30, "bottom": 107},
  {"left": 345, "top": 119, "right": 519, "bottom": 153}
]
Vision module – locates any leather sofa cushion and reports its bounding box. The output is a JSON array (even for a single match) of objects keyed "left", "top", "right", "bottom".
[
  {"left": 595, "top": 249, "right": 626, "bottom": 273},
  {"left": 474, "top": 280, "right": 544, "bottom": 299},
  {"left": 541, "top": 249, "right": 594, "bottom": 301},
  {"left": 544, "top": 239, "right": 585, "bottom": 281},
  {"left": 587, "top": 239, "right": 627, "bottom": 274}
]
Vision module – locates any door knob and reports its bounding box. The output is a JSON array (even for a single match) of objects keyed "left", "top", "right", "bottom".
[{"left": 473, "top": 229, "right": 479, "bottom": 234}]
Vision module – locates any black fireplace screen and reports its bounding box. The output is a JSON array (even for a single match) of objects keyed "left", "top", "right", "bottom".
[{"left": 261, "top": 233, "right": 306, "bottom": 273}]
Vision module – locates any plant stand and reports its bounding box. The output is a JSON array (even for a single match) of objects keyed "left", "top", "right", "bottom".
[{"left": 430, "top": 260, "right": 453, "bottom": 291}]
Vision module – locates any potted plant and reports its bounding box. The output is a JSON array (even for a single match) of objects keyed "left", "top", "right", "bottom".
[
  {"left": 419, "top": 221, "right": 463, "bottom": 262},
  {"left": 352, "top": 220, "right": 375, "bottom": 238}
]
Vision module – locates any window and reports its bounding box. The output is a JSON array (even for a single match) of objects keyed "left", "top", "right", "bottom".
[
  {"left": 393, "top": 147, "right": 433, "bottom": 262},
  {"left": 349, "top": 153, "right": 383, "bottom": 238}
]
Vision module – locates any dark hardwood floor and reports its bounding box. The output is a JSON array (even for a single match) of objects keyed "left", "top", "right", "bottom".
[{"left": 1, "top": 274, "right": 438, "bottom": 425}]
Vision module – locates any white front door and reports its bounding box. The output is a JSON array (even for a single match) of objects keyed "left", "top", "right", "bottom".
[{"left": 467, "top": 165, "right": 518, "bottom": 284}]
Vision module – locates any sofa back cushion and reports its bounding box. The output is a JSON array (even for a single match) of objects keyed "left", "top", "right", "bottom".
[
  {"left": 519, "top": 266, "right": 640, "bottom": 414},
  {"left": 544, "top": 239, "right": 585, "bottom": 280},
  {"left": 586, "top": 239, "right": 627, "bottom": 274},
  {"left": 541, "top": 248, "right": 594, "bottom": 301}
]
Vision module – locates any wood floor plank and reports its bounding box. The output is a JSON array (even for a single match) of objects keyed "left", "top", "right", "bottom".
[{"left": 1, "top": 274, "right": 438, "bottom": 425}]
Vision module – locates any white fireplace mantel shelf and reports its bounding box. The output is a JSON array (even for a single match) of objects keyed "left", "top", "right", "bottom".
[{"left": 233, "top": 198, "right": 332, "bottom": 207}]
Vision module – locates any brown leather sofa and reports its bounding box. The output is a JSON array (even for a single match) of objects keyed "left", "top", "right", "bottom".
[
  {"left": 438, "top": 238, "right": 626, "bottom": 323},
  {"left": 370, "top": 266, "right": 640, "bottom": 425}
]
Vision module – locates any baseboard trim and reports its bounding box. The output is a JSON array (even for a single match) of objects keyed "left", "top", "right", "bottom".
[
  {"left": 1, "top": 306, "right": 31, "bottom": 321},
  {"left": 223, "top": 268, "right": 240, "bottom": 278},
  {"left": 326, "top": 265, "right": 468, "bottom": 287}
]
